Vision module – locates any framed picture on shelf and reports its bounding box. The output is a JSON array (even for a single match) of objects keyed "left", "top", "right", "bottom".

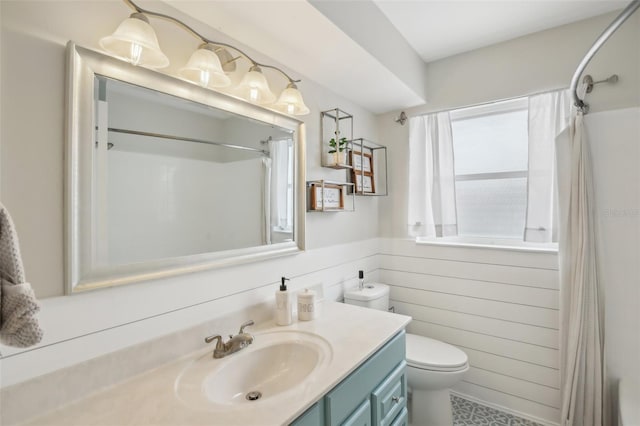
[
  {"left": 309, "top": 183, "right": 345, "bottom": 210},
  {"left": 353, "top": 173, "right": 375, "bottom": 193},
  {"left": 350, "top": 151, "right": 373, "bottom": 173}
]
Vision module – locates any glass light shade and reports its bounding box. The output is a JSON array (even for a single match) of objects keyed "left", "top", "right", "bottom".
[
  {"left": 179, "top": 47, "right": 231, "bottom": 88},
  {"left": 273, "top": 84, "right": 310, "bottom": 115},
  {"left": 237, "top": 66, "right": 276, "bottom": 104},
  {"left": 99, "top": 14, "right": 169, "bottom": 69}
]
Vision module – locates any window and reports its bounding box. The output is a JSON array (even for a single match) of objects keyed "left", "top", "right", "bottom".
[
  {"left": 409, "top": 90, "right": 567, "bottom": 247},
  {"left": 450, "top": 98, "right": 529, "bottom": 239}
]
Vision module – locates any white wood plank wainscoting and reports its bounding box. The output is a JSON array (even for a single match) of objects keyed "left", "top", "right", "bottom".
[{"left": 378, "top": 238, "right": 560, "bottom": 425}]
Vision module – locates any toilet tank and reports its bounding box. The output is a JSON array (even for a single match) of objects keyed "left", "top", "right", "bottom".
[{"left": 344, "top": 283, "right": 390, "bottom": 311}]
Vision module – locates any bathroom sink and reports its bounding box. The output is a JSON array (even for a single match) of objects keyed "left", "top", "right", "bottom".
[{"left": 175, "top": 330, "right": 333, "bottom": 410}]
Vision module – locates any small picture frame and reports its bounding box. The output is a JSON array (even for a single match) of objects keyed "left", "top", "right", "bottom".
[
  {"left": 350, "top": 151, "right": 373, "bottom": 173},
  {"left": 353, "top": 173, "right": 375, "bottom": 193},
  {"left": 351, "top": 151, "right": 375, "bottom": 194},
  {"left": 310, "top": 183, "right": 345, "bottom": 210}
]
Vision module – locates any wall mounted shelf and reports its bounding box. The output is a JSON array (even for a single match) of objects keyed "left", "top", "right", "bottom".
[
  {"left": 321, "top": 108, "right": 353, "bottom": 169},
  {"left": 307, "top": 180, "right": 355, "bottom": 212},
  {"left": 349, "top": 138, "right": 388, "bottom": 196},
  {"left": 318, "top": 108, "right": 388, "bottom": 199}
]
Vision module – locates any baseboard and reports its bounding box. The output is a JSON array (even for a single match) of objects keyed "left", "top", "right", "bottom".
[{"left": 450, "top": 390, "right": 560, "bottom": 426}]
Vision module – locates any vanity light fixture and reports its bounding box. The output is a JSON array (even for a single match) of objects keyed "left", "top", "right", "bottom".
[
  {"left": 100, "top": 0, "right": 310, "bottom": 115},
  {"left": 236, "top": 65, "right": 277, "bottom": 104},
  {"left": 178, "top": 44, "right": 231, "bottom": 89},
  {"left": 99, "top": 13, "right": 169, "bottom": 68},
  {"left": 274, "top": 82, "right": 310, "bottom": 116}
]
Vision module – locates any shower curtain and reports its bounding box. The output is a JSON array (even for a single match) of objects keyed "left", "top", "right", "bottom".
[{"left": 555, "top": 111, "right": 607, "bottom": 426}]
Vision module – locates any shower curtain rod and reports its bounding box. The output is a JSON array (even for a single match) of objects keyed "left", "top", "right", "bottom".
[
  {"left": 571, "top": 0, "right": 640, "bottom": 113},
  {"left": 260, "top": 136, "right": 293, "bottom": 144},
  {"left": 107, "top": 127, "right": 270, "bottom": 155}
]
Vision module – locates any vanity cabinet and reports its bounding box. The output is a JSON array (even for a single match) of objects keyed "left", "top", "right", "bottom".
[{"left": 291, "top": 331, "right": 407, "bottom": 426}]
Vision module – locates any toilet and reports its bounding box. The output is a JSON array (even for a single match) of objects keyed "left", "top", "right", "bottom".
[{"left": 344, "top": 283, "right": 469, "bottom": 426}]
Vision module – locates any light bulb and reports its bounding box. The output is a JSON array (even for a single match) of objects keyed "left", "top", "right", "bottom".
[
  {"left": 287, "top": 103, "right": 295, "bottom": 115},
  {"left": 199, "top": 70, "right": 210, "bottom": 87},
  {"left": 250, "top": 87, "right": 259, "bottom": 102},
  {"left": 130, "top": 42, "right": 143, "bottom": 66}
]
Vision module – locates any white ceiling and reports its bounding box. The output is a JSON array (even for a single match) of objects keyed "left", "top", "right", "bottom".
[
  {"left": 165, "top": 0, "right": 627, "bottom": 114},
  {"left": 374, "top": 0, "right": 627, "bottom": 62}
]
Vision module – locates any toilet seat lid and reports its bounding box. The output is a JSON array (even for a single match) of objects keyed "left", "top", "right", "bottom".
[{"left": 406, "top": 333, "right": 468, "bottom": 372}]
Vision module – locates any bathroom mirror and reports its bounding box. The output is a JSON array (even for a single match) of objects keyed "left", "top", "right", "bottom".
[{"left": 65, "top": 42, "right": 306, "bottom": 293}]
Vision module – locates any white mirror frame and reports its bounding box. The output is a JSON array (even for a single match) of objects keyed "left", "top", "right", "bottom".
[{"left": 65, "top": 42, "right": 306, "bottom": 294}]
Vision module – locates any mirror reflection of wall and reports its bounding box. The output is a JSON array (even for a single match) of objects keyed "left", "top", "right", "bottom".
[{"left": 94, "top": 76, "right": 294, "bottom": 267}]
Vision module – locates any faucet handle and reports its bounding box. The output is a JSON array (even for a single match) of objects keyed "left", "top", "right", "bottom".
[{"left": 239, "top": 320, "right": 254, "bottom": 334}]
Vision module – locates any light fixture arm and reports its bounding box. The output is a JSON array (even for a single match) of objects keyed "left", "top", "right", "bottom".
[
  {"left": 124, "top": 0, "right": 301, "bottom": 84},
  {"left": 258, "top": 64, "right": 301, "bottom": 84}
]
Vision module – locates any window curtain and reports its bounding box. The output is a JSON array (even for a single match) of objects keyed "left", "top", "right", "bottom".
[
  {"left": 261, "top": 156, "right": 272, "bottom": 245},
  {"left": 269, "top": 138, "right": 292, "bottom": 231},
  {"left": 555, "top": 106, "right": 607, "bottom": 424},
  {"left": 525, "top": 89, "right": 570, "bottom": 242},
  {"left": 407, "top": 113, "right": 457, "bottom": 238}
]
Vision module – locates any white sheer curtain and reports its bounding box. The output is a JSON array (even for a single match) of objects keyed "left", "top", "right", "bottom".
[
  {"left": 407, "top": 113, "right": 457, "bottom": 238},
  {"left": 269, "top": 138, "right": 292, "bottom": 231},
  {"left": 261, "top": 156, "right": 272, "bottom": 245},
  {"left": 525, "top": 90, "right": 570, "bottom": 242},
  {"left": 555, "top": 109, "right": 607, "bottom": 425}
]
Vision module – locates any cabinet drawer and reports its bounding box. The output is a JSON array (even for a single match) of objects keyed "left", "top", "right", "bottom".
[
  {"left": 371, "top": 361, "right": 407, "bottom": 426},
  {"left": 326, "top": 331, "right": 406, "bottom": 425},
  {"left": 389, "top": 407, "right": 408, "bottom": 426},
  {"left": 343, "top": 399, "right": 371, "bottom": 426}
]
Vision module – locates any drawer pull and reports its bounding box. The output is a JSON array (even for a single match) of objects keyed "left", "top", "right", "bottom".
[{"left": 392, "top": 396, "right": 400, "bottom": 404}]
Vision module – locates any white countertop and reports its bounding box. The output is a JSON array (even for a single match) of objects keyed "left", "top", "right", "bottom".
[{"left": 26, "top": 302, "right": 411, "bottom": 426}]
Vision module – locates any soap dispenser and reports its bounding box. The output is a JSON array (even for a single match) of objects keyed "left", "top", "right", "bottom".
[{"left": 275, "top": 277, "right": 293, "bottom": 326}]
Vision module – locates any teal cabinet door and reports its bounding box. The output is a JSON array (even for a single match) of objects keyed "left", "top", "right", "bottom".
[
  {"left": 325, "top": 332, "right": 405, "bottom": 425},
  {"left": 290, "top": 330, "right": 407, "bottom": 426},
  {"left": 290, "top": 401, "right": 324, "bottom": 426},
  {"left": 343, "top": 400, "right": 371, "bottom": 426}
]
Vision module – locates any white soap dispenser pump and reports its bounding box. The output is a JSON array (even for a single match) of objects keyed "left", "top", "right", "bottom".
[{"left": 275, "top": 277, "right": 293, "bottom": 326}]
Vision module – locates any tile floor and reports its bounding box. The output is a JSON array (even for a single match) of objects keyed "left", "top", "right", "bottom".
[{"left": 451, "top": 395, "right": 543, "bottom": 426}]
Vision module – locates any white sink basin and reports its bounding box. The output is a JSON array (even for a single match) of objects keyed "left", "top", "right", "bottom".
[{"left": 175, "top": 330, "right": 333, "bottom": 411}]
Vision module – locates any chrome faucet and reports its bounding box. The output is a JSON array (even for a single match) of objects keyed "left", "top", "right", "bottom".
[{"left": 204, "top": 320, "right": 255, "bottom": 359}]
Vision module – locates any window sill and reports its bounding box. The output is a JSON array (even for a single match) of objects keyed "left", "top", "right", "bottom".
[
  {"left": 415, "top": 237, "right": 558, "bottom": 254},
  {"left": 272, "top": 227, "right": 293, "bottom": 234}
]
